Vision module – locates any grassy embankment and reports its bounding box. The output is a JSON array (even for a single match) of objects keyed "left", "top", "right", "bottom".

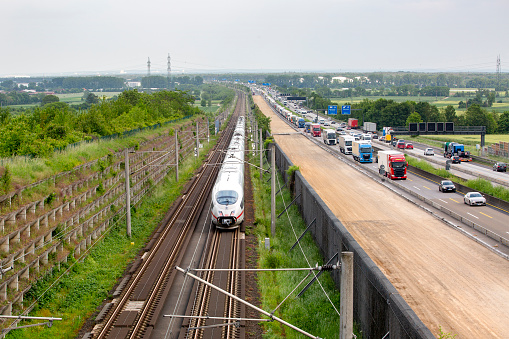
[
  {"left": 5, "top": 125, "right": 218, "bottom": 339},
  {"left": 406, "top": 156, "right": 509, "bottom": 202},
  {"left": 249, "top": 139, "right": 363, "bottom": 338},
  {"left": 0, "top": 115, "right": 204, "bottom": 205},
  {"left": 396, "top": 134, "right": 509, "bottom": 163}
]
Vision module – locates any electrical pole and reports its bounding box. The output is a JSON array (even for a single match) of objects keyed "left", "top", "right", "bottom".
[
  {"left": 340, "top": 252, "right": 353, "bottom": 339},
  {"left": 167, "top": 53, "right": 172, "bottom": 89},
  {"left": 147, "top": 57, "right": 151, "bottom": 76},
  {"left": 259, "top": 128, "right": 263, "bottom": 179},
  {"left": 196, "top": 122, "right": 200, "bottom": 159},
  {"left": 175, "top": 131, "right": 179, "bottom": 182},
  {"left": 124, "top": 148, "right": 131, "bottom": 237},
  {"left": 497, "top": 55, "right": 501, "bottom": 90},
  {"left": 271, "top": 144, "right": 276, "bottom": 236}
]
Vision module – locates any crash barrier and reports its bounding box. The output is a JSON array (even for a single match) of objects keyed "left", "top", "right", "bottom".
[
  {"left": 270, "top": 143, "right": 434, "bottom": 339},
  {"left": 402, "top": 165, "right": 509, "bottom": 249}
]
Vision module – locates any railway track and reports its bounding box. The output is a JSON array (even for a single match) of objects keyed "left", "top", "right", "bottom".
[
  {"left": 92, "top": 94, "right": 246, "bottom": 339},
  {"left": 179, "top": 228, "right": 243, "bottom": 339}
]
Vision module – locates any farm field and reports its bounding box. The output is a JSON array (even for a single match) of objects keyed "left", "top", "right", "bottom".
[
  {"left": 56, "top": 91, "right": 121, "bottom": 103},
  {"left": 331, "top": 94, "right": 509, "bottom": 114}
]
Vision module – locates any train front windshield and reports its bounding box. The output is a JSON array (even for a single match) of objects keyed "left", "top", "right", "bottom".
[{"left": 216, "top": 190, "right": 238, "bottom": 205}]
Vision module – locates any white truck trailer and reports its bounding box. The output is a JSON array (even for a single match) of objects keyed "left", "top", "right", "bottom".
[
  {"left": 338, "top": 135, "right": 355, "bottom": 155},
  {"left": 322, "top": 128, "right": 337, "bottom": 145}
]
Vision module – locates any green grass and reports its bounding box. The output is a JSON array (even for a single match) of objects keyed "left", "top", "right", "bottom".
[
  {"left": 4, "top": 133, "right": 218, "bottom": 339},
  {"left": 56, "top": 92, "right": 121, "bottom": 104},
  {"left": 250, "top": 142, "right": 360, "bottom": 339},
  {"left": 406, "top": 155, "right": 509, "bottom": 202},
  {"left": 0, "top": 118, "right": 195, "bottom": 189},
  {"left": 331, "top": 95, "right": 509, "bottom": 114}
]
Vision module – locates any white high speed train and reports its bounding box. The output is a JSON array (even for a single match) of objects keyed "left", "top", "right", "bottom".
[{"left": 211, "top": 116, "right": 245, "bottom": 229}]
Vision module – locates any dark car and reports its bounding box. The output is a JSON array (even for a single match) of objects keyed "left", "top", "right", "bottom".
[
  {"left": 493, "top": 162, "right": 507, "bottom": 172},
  {"left": 451, "top": 155, "right": 461, "bottom": 164},
  {"left": 439, "top": 180, "right": 456, "bottom": 192}
]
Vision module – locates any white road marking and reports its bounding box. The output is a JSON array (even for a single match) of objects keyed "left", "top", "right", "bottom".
[
  {"left": 438, "top": 199, "right": 448, "bottom": 204},
  {"left": 467, "top": 213, "right": 479, "bottom": 219},
  {"left": 413, "top": 186, "right": 421, "bottom": 190}
]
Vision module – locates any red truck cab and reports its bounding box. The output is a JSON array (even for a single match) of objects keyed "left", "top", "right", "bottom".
[{"left": 311, "top": 124, "right": 321, "bottom": 137}]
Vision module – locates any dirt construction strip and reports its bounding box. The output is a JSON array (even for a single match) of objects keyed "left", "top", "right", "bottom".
[{"left": 254, "top": 96, "right": 509, "bottom": 339}]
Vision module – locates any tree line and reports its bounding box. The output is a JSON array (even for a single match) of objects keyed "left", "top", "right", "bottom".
[{"left": 0, "top": 90, "right": 200, "bottom": 158}]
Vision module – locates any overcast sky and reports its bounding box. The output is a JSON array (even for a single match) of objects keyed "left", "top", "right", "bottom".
[{"left": 2, "top": 0, "right": 508, "bottom": 77}]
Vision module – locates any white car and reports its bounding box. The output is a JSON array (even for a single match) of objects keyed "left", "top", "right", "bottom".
[
  {"left": 424, "top": 148, "right": 434, "bottom": 156},
  {"left": 463, "top": 192, "right": 486, "bottom": 206}
]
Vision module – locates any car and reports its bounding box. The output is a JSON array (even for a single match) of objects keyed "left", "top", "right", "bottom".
[
  {"left": 372, "top": 134, "right": 379, "bottom": 139},
  {"left": 451, "top": 155, "right": 461, "bottom": 164},
  {"left": 405, "top": 143, "right": 413, "bottom": 149},
  {"left": 439, "top": 180, "right": 456, "bottom": 192},
  {"left": 463, "top": 192, "right": 486, "bottom": 206},
  {"left": 493, "top": 162, "right": 507, "bottom": 172},
  {"left": 424, "top": 148, "right": 434, "bottom": 156},
  {"left": 396, "top": 140, "right": 406, "bottom": 149},
  {"left": 331, "top": 121, "right": 336, "bottom": 125}
]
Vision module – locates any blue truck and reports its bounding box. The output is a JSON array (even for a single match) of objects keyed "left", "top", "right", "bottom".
[
  {"left": 444, "top": 142, "right": 472, "bottom": 161},
  {"left": 352, "top": 140, "right": 373, "bottom": 163},
  {"left": 298, "top": 118, "right": 306, "bottom": 128}
]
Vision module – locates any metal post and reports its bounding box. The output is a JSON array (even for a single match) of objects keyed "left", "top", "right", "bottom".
[
  {"left": 340, "top": 252, "right": 353, "bottom": 339},
  {"left": 271, "top": 143, "right": 276, "bottom": 236},
  {"left": 175, "top": 130, "right": 179, "bottom": 182},
  {"left": 207, "top": 117, "right": 210, "bottom": 143},
  {"left": 259, "top": 128, "right": 263, "bottom": 179},
  {"left": 124, "top": 148, "right": 131, "bottom": 237},
  {"left": 196, "top": 122, "right": 199, "bottom": 159}
]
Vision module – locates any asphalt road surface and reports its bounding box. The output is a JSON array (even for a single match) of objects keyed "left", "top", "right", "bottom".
[{"left": 254, "top": 95, "right": 509, "bottom": 339}]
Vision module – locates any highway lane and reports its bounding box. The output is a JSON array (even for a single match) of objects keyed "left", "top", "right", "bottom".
[
  {"left": 374, "top": 139, "right": 509, "bottom": 187},
  {"left": 260, "top": 96, "right": 509, "bottom": 253}
]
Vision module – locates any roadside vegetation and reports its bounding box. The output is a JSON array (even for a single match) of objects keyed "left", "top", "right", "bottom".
[{"left": 406, "top": 156, "right": 509, "bottom": 202}]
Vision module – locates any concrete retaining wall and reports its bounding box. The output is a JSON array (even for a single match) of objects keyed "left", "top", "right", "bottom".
[{"left": 272, "top": 143, "right": 434, "bottom": 339}]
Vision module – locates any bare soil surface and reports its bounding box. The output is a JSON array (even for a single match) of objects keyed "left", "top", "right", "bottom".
[{"left": 254, "top": 96, "right": 509, "bottom": 339}]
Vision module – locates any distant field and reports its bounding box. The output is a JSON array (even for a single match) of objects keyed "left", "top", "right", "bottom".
[
  {"left": 331, "top": 94, "right": 509, "bottom": 115},
  {"left": 56, "top": 91, "right": 121, "bottom": 104},
  {"left": 192, "top": 99, "right": 221, "bottom": 113}
]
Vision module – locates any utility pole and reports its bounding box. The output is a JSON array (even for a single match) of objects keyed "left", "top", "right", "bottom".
[
  {"left": 124, "top": 148, "right": 131, "bottom": 237},
  {"left": 167, "top": 53, "right": 171, "bottom": 89},
  {"left": 147, "top": 57, "right": 151, "bottom": 76},
  {"left": 175, "top": 131, "right": 179, "bottom": 182},
  {"left": 259, "top": 128, "right": 263, "bottom": 179},
  {"left": 196, "top": 122, "right": 200, "bottom": 159},
  {"left": 496, "top": 55, "right": 501, "bottom": 90},
  {"left": 340, "top": 252, "right": 353, "bottom": 339},
  {"left": 271, "top": 144, "right": 276, "bottom": 236},
  {"left": 207, "top": 118, "right": 210, "bottom": 143}
]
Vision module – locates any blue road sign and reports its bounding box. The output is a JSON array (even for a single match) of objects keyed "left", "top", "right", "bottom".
[
  {"left": 342, "top": 105, "right": 351, "bottom": 115},
  {"left": 328, "top": 105, "right": 338, "bottom": 115}
]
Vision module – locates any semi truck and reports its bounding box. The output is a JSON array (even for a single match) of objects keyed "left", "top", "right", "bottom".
[
  {"left": 322, "top": 129, "right": 337, "bottom": 145},
  {"left": 363, "top": 122, "right": 377, "bottom": 133},
  {"left": 377, "top": 150, "right": 407, "bottom": 179},
  {"left": 304, "top": 122, "right": 311, "bottom": 133},
  {"left": 443, "top": 142, "right": 472, "bottom": 161},
  {"left": 298, "top": 118, "right": 306, "bottom": 128},
  {"left": 352, "top": 140, "right": 373, "bottom": 163},
  {"left": 338, "top": 135, "right": 355, "bottom": 155},
  {"left": 348, "top": 118, "right": 358, "bottom": 129},
  {"left": 311, "top": 123, "right": 321, "bottom": 137}
]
